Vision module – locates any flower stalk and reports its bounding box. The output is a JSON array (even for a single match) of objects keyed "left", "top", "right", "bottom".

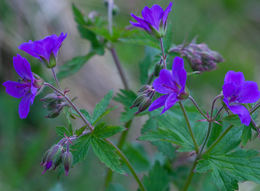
[{"left": 179, "top": 101, "right": 199, "bottom": 153}]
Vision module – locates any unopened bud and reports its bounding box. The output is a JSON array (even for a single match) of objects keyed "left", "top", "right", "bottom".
[
  {"left": 136, "top": 97, "right": 152, "bottom": 114},
  {"left": 42, "top": 144, "right": 64, "bottom": 174},
  {"left": 62, "top": 151, "right": 73, "bottom": 176},
  {"left": 169, "top": 40, "right": 224, "bottom": 72},
  {"left": 130, "top": 95, "right": 146, "bottom": 109},
  {"left": 131, "top": 85, "right": 155, "bottom": 114},
  {"left": 41, "top": 93, "right": 67, "bottom": 118}
]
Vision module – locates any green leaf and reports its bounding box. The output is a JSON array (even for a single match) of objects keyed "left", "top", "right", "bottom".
[
  {"left": 139, "top": 104, "right": 208, "bottom": 152},
  {"left": 75, "top": 125, "right": 87, "bottom": 136},
  {"left": 93, "top": 123, "right": 125, "bottom": 138},
  {"left": 57, "top": 52, "right": 95, "bottom": 80},
  {"left": 119, "top": 30, "right": 160, "bottom": 49},
  {"left": 91, "top": 136, "right": 124, "bottom": 174},
  {"left": 107, "top": 183, "right": 127, "bottom": 191},
  {"left": 92, "top": 90, "right": 113, "bottom": 124},
  {"left": 123, "top": 143, "right": 150, "bottom": 172},
  {"left": 152, "top": 141, "right": 176, "bottom": 160},
  {"left": 114, "top": 89, "right": 137, "bottom": 122},
  {"left": 141, "top": 117, "right": 157, "bottom": 134},
  {"left": 197, "top": 149, "right": 260, "bottom": 191},
  {"left": 55, "top": 126, "right": 72, "bottom": 137},
  {"left": 143, "top": 161, "right": 169, "bottom": 191},
  {"left": 72, "top": 3, "right": 85, "bottom": 25},
  {"left": 241, "top": 124, "right": 252, "bottom": 146},
  {"left": 80, "top": 109, "right": 92, "bottom": 123},
  {"left": 72, "top": 4, "right": 105, "bottom": 55},
  {"left": 114, "top": 89, "right": 137, "bottom": 108},
  {"left": 71, "top": 133, "right": 91, "bottom": 164},
  {"left": 223, "top": 115, "right": 243, "bottom": 127}
]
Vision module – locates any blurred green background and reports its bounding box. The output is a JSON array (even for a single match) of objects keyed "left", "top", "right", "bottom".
[{"left": 0, "top": 0, "right": 260, "bottom": 190}]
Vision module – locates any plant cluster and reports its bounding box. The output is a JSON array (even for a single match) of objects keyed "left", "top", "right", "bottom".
[{"left": 2, "top": 1, "right": 260, "bottom": 191}]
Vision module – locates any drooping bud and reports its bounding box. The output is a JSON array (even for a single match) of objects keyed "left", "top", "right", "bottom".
[
  {"left": 62, "top": 150, "right": 73, "bottom": 176},
  {"left": 169, "top": 40, "right": 224, "bottom": 72},
  {"left": 42, "top": 144, "right": 64, "bottom": 174},
  {"left": 41, "top": 93, "right": 68, "bottom": 118},
  {"left": 131, "top": 85, "right": 155, "bottom": 114}
]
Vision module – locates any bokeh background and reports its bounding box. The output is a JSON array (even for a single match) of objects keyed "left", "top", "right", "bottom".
[{"left": 0, "top": 0, "right": 260, "bottom": 190}]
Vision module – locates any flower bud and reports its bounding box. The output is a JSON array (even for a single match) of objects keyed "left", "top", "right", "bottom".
[
  {"left": 42, "top": 144, "right": 64, "bottom": 174},
  {"left": 169, "top": 40, "right": 224, "bottom": 72},
  {"left": 41, "top": 93, "right": 67, "bottom": 118},
  {"left": 62, "top": 151, "right": 73, "bottom": 176},
  {"left": 131, "top": 85, "right": 155, "bottom": 114},
  {"left": 136, "top": 97, "right": 152, "bottom": 114}
]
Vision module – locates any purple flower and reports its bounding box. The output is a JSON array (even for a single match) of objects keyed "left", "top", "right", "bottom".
[
  {"left": 2, "top": 54, "right": 40, "bottom": 119},
  {"left": 222, "top": 71, "right": 260, "bottom": 126},
  {"left": 19, "top": 33, "right": 67, "bottom": 67},
  {"left": 149, "top": 57, "right": 187, "bottom": 113},
  {"left": 130, "top": 2, "right": 172, "bottom": 37}
]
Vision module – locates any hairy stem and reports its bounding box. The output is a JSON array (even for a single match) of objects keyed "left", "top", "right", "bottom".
[
  {"left": 160, "top": 37, "right": 167, "bottom": 68},
  {"left": 44, "top": 82, "right": 93, "bottom": 131},
  {"left": 105, "top": 139, "right": 146, "bottom": 191},
  {"left": 188, "top": 96, "right": 208, "bottom": 119},
  {"left": 179, "top": 102, "right": 199, "bottom": 153},
  {"left": 51, "top": 68, "right": 61, "bottom": 89},
  {"left": 204, "top": 125, "right": 234, "bottom": 156}
]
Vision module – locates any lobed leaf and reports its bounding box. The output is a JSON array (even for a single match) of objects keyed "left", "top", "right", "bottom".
[
  {"left": 142, "top": 161, "right": 169, "bottom": 191},
  {"left": 91, "top": 136, "right": 124, "bottom": 174},
  {"left": 57, "top": 52, "right": 95, "bottom": 80},
  {"left": 93, "top": 123, "right": 125, "bottom": 138},
  {"left": 71, "top": 133, "right": 91, "bottom": 164}
]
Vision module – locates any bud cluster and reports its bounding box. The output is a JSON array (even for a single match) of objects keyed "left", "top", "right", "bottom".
[
  {"left": 170, "top": 41, "right": 224, "bottom": 72},
  {"left": 41, "top": 138, "right": 73, "bottom": 176},
  {"left": 41, "top": 93, "right": 68, "bottom": 118},
  {"left": 131, "top": 85, "right": 155, "bottom": 114}
]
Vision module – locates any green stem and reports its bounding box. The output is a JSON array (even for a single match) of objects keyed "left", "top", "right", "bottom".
[
  {"left": 160, "top": 37, "right": 167, "bottom": 68},
  {"left": 188, "top": 96, "right": 208, "bottom": 120},
  {"left": 203, "top": 125, "right": 233, "bottom": 156},
  {"left": 105, "top": 139, "right": 146, "bottom": 191},
  {"left": 181, "top": 157, "right": 198, "bottom": 191},
  {"left": 181, "top": 94, "right": 223, "bottom": 190},
  {"left": 179, "top": 102, "right": 199, "bottom": 153},
  {"left": 104, "top": 120, "right": 132, "bottom": 188},
  {"left": 51, "top": 67, "right": 61, "bottom": 89}
]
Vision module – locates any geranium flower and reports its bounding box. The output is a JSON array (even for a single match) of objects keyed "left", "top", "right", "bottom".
[
  {"left": 2, "top": 55, "right": 41, "bottom": 118},
  {"left": 130, "top": 2, "right": 172, "bottom": 37},
  {"left": 222, "top": 71, "right": 260, "bottom": 126},
  {"left": 149, "top": 57, "right": 187, "bottom": 113},
  {"left": 19, "top": 33, "right": 67, "bottom": 67}
]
